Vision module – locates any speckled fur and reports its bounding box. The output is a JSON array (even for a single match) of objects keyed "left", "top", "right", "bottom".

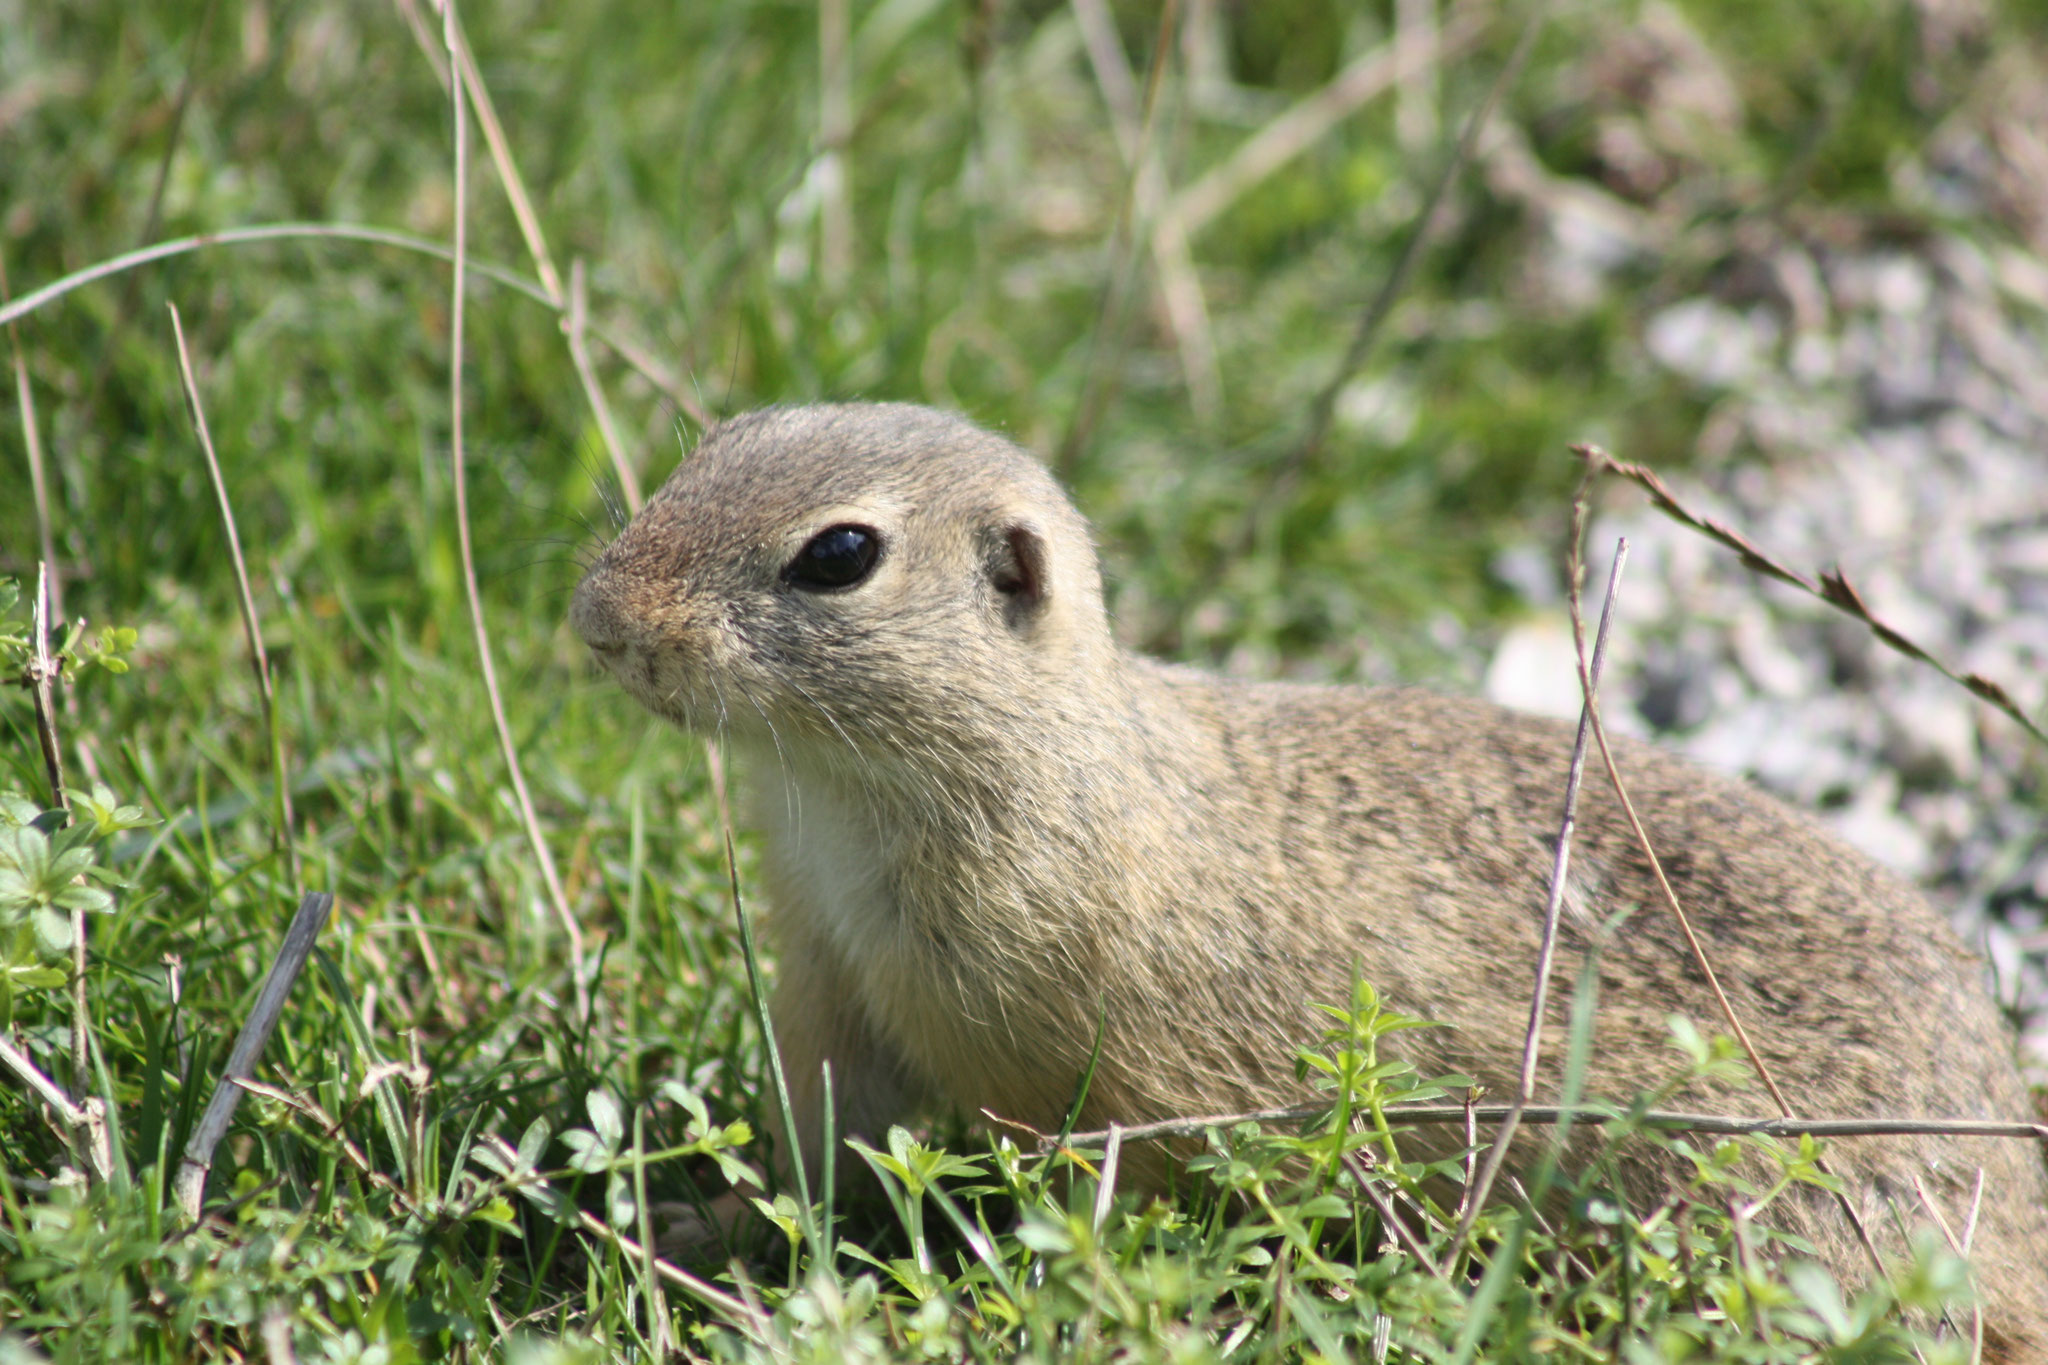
[{"left": 572, "top": 403, "right": 2048, "bottom": 1358}]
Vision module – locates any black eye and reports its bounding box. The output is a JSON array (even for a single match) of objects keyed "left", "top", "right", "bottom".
[{"left": 785, "top": 524, "right": 882, "bottom": 590}]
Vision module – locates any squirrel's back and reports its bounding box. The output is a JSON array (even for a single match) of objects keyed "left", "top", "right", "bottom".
[{"left": 573, "top": 403, "right": 2048, "bottom": 1359}]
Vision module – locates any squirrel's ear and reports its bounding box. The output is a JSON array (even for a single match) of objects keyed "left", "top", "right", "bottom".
[{"left": 989, "top": 521, "right": 1050, "bottom": 630}]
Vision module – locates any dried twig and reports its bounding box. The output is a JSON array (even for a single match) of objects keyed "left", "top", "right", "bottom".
[
  {"left": 439, "top": 0, "right": 590, "bottom": 1024},
  {"left": 1576, "top": 444, "right": 2047, "bottom": 748},
  {"left": 1452, "top": 535, "right": 1628, "bottom": 1250},
  {"left": 573, "top": 1210, "right": 757, "bottom": 1328},
  {"left": 1091, "top": 1122, "right": 1124, "bottom": 1235},
  {"left": 1049, "top": 1102, "right": 2048, "bottom": 1149},
  {"left": 174, "top": 891, "right": 334, "bottom": 1219},
  {"left": 1562, "top": 453, "right": 1893, "bottom": 1281},
  {"left": 0, "top": 1033, "right": 86, "bottom": 1125},
  {"left": 167, "top": 302, "right": 300, "bottom": 887},
  {"left": 1456, "top": 1086, "right": 1479, "bottom": 1222},
  {"left": 24, "top": 565, "right": 90, "bottom": 1102},
  {"left": 0, "top": 1032, "right": 110, "bottom": 1179},
  {"left": 234, "top": 1076, "right": 405, "bottom": 1206},
  {"left": 1342, "top": 1151, "right": 1445, "bottom": 1280}
]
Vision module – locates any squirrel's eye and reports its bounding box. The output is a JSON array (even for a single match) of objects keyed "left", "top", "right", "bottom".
[{"left": 785, "top": 524, "right": 882, "bottom": 590}]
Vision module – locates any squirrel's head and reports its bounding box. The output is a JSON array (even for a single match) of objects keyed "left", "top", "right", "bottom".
[{"left": 571, "top": 403, "right": 1114, "bottom": 768}]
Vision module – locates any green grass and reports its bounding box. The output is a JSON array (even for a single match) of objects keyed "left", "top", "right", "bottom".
[{"left": 0, "top": 0, "right": 2039, "bottom": 1358}]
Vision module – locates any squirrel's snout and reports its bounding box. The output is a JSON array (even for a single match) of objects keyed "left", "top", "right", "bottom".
[{"left": 569, "top": 570, "right": 629, "bottom": 655}]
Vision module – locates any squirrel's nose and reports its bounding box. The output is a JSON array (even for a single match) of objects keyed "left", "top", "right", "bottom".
[{"left": 569, "top": 569, "right": 627, "bottom": 654}]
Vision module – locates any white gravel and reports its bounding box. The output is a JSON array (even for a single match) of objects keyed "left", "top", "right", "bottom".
[{"left": 1490, "top": 234, "right": 2048, "bottom": 1079}]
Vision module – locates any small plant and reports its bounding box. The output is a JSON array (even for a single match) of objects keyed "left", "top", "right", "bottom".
[{"left": 0, "top": 788, "right": 147, "bottom": 1008}]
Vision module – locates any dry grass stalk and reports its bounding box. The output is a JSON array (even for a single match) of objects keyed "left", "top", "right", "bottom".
[
  {"left": 1451, "top": 533, "right": 1629, "bottom": 1251},
  {"left": 22, "top": 564, "right": 92, "bottom": 1104},
  {"left": 0, "top": 225, "right": 701, "bottom": 426},
  {"left": 1091, "top": 1122, "right": 1124, "bottom": 1235},
  {"left": 1057, "top": 0, "right": 1186, "bottom": 472},
  {"left": 249, "top": 1072, "right": 751, "bottom": 1329},
  {"left": 388, "top": 0, "right": 450, "bottom": 90},
  {"left": 1576, "top": 443, "right": 2048, "bottom": 748},
  {"left": 1343, "top": 1150, "right": 1446, "bottom": 1279},
  {"left": 0, "top": 224, "right": 549, "bottom": 329},
  {"left": 167, "top": 301, "right": 301, "bottom": 889},
  {"left": 566, "top": 259, "right": 641, "bottom": 512},
  {"left": 1051, "top": 1103, "right": 2048, "bottom": 1148},
  {"left": 438, "top": 0, "right": 591, "bottom": 1024},
  {"left": 404, "top": 0, "right": 660, "bottom": 508},
  {"left": 0, "top": 1031, "right": 110, "bottom": 1180},
  {"left": 1, "top": 254, "right": 65, "bottom": 631},
  {"left": 1071, "top": 0, "right": 1222, "bottom": 421},
  {"left": 1559, "top": 458, "right": 1893, "bottom": 1282},
  {"left": 1167, "top": 7, "right": 1486, "bottom": 239}
]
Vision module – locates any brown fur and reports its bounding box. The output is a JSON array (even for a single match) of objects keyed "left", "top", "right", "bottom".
[{"left": 572, "top": 402, "right": 2048, "bottom": 1357}]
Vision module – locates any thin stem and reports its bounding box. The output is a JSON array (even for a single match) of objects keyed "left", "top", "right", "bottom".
[
  {"left": 565, "top": 259, "right": 641, "bottom": 513},
  {"left": 0, "top": 1032, "right": 88, "bottom": 1125},
  {"left": 724, "top": 829, "right": 819, "bottom": 1260},
  {"left": 1056, "top": 0, "right": 1184, "bottom": 474},
  {"left": 1564, "top": 451, "right": 1892, "bottom": 1281},
  {"left": 440, "top": 0, "right": 590, "bottom": 1024},
  {"left": 1052, "top": 1103, "right": 2048, "bottom": 1149},
  {"left": 0, "top": 223, "right": 700, "bottom": 420},
  {"left": 0, "top": 1029, "right": 110, "bottom": 1180},
  {"left": 443, "top": 8, "right": 563, "bottom": 303},
  {"left": 167, "top": 302, "right": 300, "bottom": 888},
  {"left": 436, "top": 12, "right": 652, "bottom": 499},
  {"left": 1, "top": 254, "right": 64, "bottom": 631},
  {"left": 26, "top": 565, "right": 88, "bottom": 1105},
  {"left": 1452, "top": 535, "right": 1628, "bottom": 1250}
]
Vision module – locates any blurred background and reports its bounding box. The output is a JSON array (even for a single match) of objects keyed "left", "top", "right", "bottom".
[{"left": 1, "top": 0, "right": 2045, "bottom": 1286}]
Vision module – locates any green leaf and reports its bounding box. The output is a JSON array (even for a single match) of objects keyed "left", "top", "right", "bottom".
[
  {"left": 559, "top": 1128, "right": 612, "bottom": 1174},
  {"left": 585, "top": 1089, "right": 623, "bottom": 1150},
  {"left": 53, "top": 884, "right": 113, "bottom": 915},
  {"left": 469, "top": 1197, "right": 522, "bottom": 1234},
  {"left": 515, "top": 1116, "right": 551, "bottom": 1171},
  {"left": 31, "top": 907, "right": 72, "bottom": 955},
  {"left": 1785, "top": 1261, "right": 1852, "bottom": 1340}
]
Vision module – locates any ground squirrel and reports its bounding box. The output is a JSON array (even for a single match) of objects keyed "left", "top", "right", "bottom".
[{"left": 571, "top": 402, "right": 2048, "bottom": 1357}]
